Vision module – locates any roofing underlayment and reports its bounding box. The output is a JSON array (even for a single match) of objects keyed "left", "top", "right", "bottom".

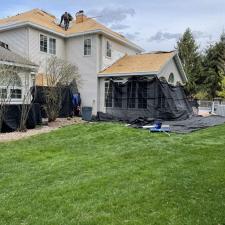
[
  {"left": 0, "top": 9, "right": 141, "bottom": 50},
  {"left": 99, "top": 52, "right": 175, "bottom": 75},
  {"left": 0, "top": 46, "right": 37, "bottom": 67}
]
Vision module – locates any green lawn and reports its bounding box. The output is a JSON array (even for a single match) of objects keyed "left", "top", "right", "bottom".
[{"left": 0, "top": 123, "right": 225, "bottom": 225}]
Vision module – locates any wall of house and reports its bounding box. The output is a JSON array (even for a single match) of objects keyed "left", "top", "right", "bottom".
[
  {"left": 66, "top": 34, "right": 99, "bottom": 114},
  {"left": 158, "top": 58, "right": 182, "bottom": 84},
  {"left": 99, "top": 35, "right": 139, "bottom": 71},
  {"left": 0, "top": 27, "right": 29, "bottom": 58},
  {"left": 28, "top": 28, "right": 66, "bottom": 74}
]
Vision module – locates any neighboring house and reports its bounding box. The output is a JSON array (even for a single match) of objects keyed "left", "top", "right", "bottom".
[
  {"left": 0, "top": 9, "right": 187, "bottom": 115},
  {"left": 0, "top": 42, "right": 38, "bottom": 104}
]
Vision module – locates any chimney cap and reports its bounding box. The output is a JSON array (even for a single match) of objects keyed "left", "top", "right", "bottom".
[{"left": 76, "top": 10, "right": 84, "bottom": 15}]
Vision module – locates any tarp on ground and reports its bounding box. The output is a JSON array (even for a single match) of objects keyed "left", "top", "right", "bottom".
[
  {"left": 33, "top": 86, "right": 74, "bottom": 118},
  {"left": 128, "top": 115, "right": 225, "bottom": 133},
  {"left": 1, "top": 103, "right": 42, "bottom": 133},
  {"left": 100, "top": 76, "right": 193, "bottom": 121}
]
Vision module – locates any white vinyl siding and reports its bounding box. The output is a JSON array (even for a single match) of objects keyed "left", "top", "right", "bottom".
[{"left": 84, "top": 38, "right": 92, "bottom": 56}]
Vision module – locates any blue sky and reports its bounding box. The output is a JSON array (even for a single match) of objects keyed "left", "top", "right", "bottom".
[{"left": 1, "top": 0, "right": 225, "bottom": 52}]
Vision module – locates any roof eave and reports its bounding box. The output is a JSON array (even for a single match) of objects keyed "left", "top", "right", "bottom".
[
  {"left": 174, "top": 53, "right": 188, "bottom": 83},
  {"left": 0, "top": 22, "right": 144, "bottom": 52},
  {"left": 98, "top": 71, "right": 158, "bottom": 77},
  {"left": 0, "top": 60, "right": 39, "bottom": 70},
  {"left": 68, "top": 30, "right": 143, "bottom": 52}
]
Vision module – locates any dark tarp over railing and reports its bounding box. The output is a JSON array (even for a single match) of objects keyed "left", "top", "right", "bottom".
[
  {"left": 33, "top": 86, "right": 74, "bottom": 118},
  {"left": 99, "top": 76, "right": 193, "bottom": 121},
  {"left": 1, "top": 103, "right": 42, "bottom": 133}
]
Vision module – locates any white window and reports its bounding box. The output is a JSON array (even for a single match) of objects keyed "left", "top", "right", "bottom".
[
  {"left": 40, "top": 34, "right": 56, "bottom": 55},
  {"left": 84, "top": 38, "right": 91, "bottom": 56},
  {"left": 168, "top": 73, "right": 175, "bottom": 84},
  {"left": 106, "top": 41, "right": 112, "bottom": 58},
  {"left": 49, "top": 38, "right": 56, "bottom": 55},
  {"left": 104, "top": 82, "right": 113, "bottom": 107},
  {"left": 40, "top": 34, "right": 48, "bottom": 53},
  {"left": 0, "top": 88, "right": 7, "bottom": 99},
  {"left": 10, "top": 89, "right": 22, "bottom": 99}
]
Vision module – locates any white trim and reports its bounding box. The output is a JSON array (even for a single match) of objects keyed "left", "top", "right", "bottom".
[
  {"left": 174, "top": 53, "right": 188, "bottom": 82},
  {"left": 39, "top": 32, "right": 57, "bottom": 55},
  {"left": 98, "top": 71, "right": 158, "bottom": 77},
  {"left": 158, "top": 52, "right": 176, "bottom": 75},
  {"left": 0, "top": 22, "right": 143, "bottom": 52},
  {"left": 0, "top": 61, "right": 38, "bottom": 70}
]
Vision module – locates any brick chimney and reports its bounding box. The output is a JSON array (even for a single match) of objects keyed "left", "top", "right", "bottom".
[{"left": 76, "top": 10, "right": 87, "bottom": 24}]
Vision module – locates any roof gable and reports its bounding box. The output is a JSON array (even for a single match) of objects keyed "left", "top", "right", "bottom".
[{"left": 99, "top": 52, "right": 175, "bottom": 75}]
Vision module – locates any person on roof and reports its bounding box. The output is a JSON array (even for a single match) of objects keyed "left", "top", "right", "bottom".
[{"left": 60, "top": 12, "right": 73, "bottom": 31}]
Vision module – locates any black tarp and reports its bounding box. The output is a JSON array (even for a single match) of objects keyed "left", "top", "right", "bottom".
[
  {"left": 128, "top": 115, "right": 225, "bottom": 133},
  {"left": 1, "top": 103, "right": 42, "bottom": 133},
  {"left": 100, "top": 76, "right": 193, "bottom": 121},
  {"left": 33, "top": 86, "right": 74, "bottom": 118}
]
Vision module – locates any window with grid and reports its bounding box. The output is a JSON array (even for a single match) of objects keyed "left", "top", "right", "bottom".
[
  {"left": 40, "top": 34, "right": 48, "bottom": 53},
  {"left": 10, "top": 89, "right": 22, "bottom": 99},
  {"left": 105, "top": 82, "right": 113, "bottom": 107},
  {"left": 0, "top": 88, "right": 7, "bottom": 99},
  {"left": 84, "top": 38, "right": 92, "bottom": 56},
  {"left": 114, "top": 82, "right": 123, "bottom": 108},
  {"left": 106, "top": 41, "right": 112, "bottom": 58},
  {"left": 127, "top": 82, "right": 136, "bottom": 108},
  {"left": 49, "top": 38, "right": 56, "bottom": 55},
  {"left": 138, "top": 82, "right": 147, "bottom": 109}
]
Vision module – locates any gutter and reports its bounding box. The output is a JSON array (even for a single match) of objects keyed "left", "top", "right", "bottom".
[
  {"left": 98, "top": 71, "right": 158, "bottom": 78},
  {"left": 0, "top": 22, "right": 144, "bottom": 52},
  {"left": 0, "top": 60, "right": 39, "bottom": 70}
]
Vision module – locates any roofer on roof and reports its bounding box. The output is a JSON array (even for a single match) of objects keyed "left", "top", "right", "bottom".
[{"left": 60, "top": 12, "right": 73, "bottom": 31}]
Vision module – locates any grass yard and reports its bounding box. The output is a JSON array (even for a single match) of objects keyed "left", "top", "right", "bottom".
[{"left": 0, "top": 123, "right": 225, "bottom": 225}]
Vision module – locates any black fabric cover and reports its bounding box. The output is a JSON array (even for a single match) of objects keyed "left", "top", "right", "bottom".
[
  {"left": 101, "top": 77, "right": 193, "bottom": 121},
  {"left": 34, "top": 86, "right": 74, "bottom": 118},
  {"left": 1, "top": 103, "right": 42, "bottom": 133},
  {"left": 128, "top": 115, "right": 225, "bottom": 133}
]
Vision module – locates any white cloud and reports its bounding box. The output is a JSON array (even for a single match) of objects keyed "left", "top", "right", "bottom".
[{"left": 88, "top": 7, "right": 135, "bottom": 25}]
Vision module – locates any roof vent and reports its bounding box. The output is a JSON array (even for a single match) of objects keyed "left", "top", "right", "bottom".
[{"left": 0, "top": 41, "right": 9, "bottom": 50}]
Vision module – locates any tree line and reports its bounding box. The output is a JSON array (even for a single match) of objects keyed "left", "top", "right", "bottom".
[{"left": 176, "top": 28, "right": 225, "bottom": 100}]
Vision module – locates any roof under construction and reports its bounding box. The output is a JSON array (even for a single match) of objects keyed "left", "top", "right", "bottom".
[
  {"left": 0, "top": 9, "right": 142, "bottom": 51},
  {"left": 99, "top": 52, "right": 176, "bottom": 75}
]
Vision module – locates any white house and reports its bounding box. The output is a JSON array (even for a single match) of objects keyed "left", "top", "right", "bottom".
[
  {"left": 0, "top": 42, "right": 38, "bottom": 104},
  {"left": 0, "top": 9, "right": 187, "bottom": 115}
]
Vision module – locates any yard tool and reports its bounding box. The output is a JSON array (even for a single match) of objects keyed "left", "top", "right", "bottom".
[{"left": 149, "top": 121, "right": 171, "bottom": 136}]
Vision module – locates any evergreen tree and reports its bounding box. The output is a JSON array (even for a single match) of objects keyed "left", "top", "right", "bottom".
[
  {"left": 202, "top": 34, "right": 225, "bottom": 100},
  {"left": 176, "top": 28, "right": 203, "bottom": 95}
]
